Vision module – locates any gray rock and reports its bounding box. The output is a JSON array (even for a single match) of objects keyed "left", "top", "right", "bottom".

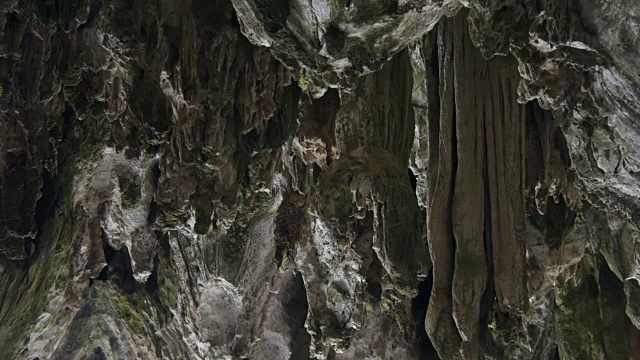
[{"left": 3, "top": 0, "right": 640, "bottom": 359}]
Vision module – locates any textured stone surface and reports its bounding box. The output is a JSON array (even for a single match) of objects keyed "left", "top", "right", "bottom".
[{"left": 2, "top": 0, "right": 640, "bottom": 359}]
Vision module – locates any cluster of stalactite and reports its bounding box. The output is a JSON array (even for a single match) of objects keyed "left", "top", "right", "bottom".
[
  {"left": 2, "top": 1, "right": 640, "bottom": 359},
  {"left": 421, "top": 14, "right": 526, "bottom": 358}
]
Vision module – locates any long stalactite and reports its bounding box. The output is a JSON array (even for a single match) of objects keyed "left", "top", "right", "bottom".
[{"left": 2, "top": 1, "right": 640, "bottom": 359}]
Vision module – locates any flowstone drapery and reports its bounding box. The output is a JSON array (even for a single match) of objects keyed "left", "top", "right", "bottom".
[{"left": 2, "top": 1, "right": 640, "bottom": 359}]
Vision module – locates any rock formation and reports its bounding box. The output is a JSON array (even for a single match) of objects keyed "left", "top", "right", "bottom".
[{"left": 1, "top": 0, "right": 640, "bottom": 359}]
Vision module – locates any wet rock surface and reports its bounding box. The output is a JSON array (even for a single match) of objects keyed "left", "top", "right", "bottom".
[{"left": 2, "top": 0, "right": 640, "bottom": 359}]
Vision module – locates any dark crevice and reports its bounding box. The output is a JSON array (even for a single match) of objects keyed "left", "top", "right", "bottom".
[
  {"left": 147, "top": 160, "right": 160, "bottom": 225},
  {"left": 102, "top": 232, "right": 116, "bottom": 264},
  {"left": 255, "top": 0, "right": 290, "bottom": 33},
  {"left": 298, "top": 88, "right": 339, "bottom": 158},
  {"left": 552, "top": 129, "right": 571, "bottom": 167},
  {"left": 480, "top": 102, "right": 496, "bottom": 335},
  {"left": 241, "top": 160, "right": 252, "bottom": 188},
  {"left": 274, "top": 193, "right": 305, "bottom": 268},
  {"left": 381, "top": 0, "right": 399, "bottom": 15},
  {"left": 312, "top": 163, "right": 322, "bottom": 185},
  {"left": 493, "top": 309, "right": 519, "bottom": 332},
  {"left": 365, "top": 276, "right": 382, "bottom": 302},
  {"left": 408, "top": 168, "right": 418, "bottom": 194},
  {"left": 530, "top": 195, "right": 576, "bottom": 250},
  {"left": 87, "top": 346, "right": 108, "bottom": 360},
  {"left": 597, "top": 261, "right": 633, "bottom": 359},
  {"left": 325, "top": 25, "right": 347, "bottom": 54},
  {"left": 95, "top": 264, "right": 109, "bottom": 281},
  {"left": 163, "top": 25, "right": 181, "bottom": 72},
  {"left": 77, "top": 0, "right": 103, "bottom": 31},
  {"left": 194, "top": 191, "right": 213, "bottom": 235},
  {"left": 448, "top": 61, "right": 458, "bottom": 285},
  {"left": 283, "top": 272, "right": 311, "bottom": 360},
  {"left": 266, "top": 83, "right": 300, "bottom": 149},
  {"left": 145, "top": 255, "right": 160, "bottom": 293},
  {"left": 352, "top": 211, "right": 383, "bottom": 302},
  {"left": 327, "top": 348, "right": 337, "bottom": 360},
  {"left": 524, "top": 101, "right": 545, "bottom": 193},
  {"left": 585, "top": 274, "right": 599, "bottom": 299},
  {"left": 191, "top": 0, "right": 235, "bottom": 25},
  {"left": 61, "top": 102, "right": 76, "bottom": 143},
  {"left": 599, "top": 259, "right": 623, "bottom": 293},
  {"left": 411, "top": 270, "right": 439, "bottom": 359},
  {"left": 93, "top": 231, "right": 137, "bottom": 294},
  {"left": 147, "top": 197, "right": 158, "bottom": 225},
  {"left": 32, "top": 104, "right": 77, "bottom": 259},
  {"left": 32, "top": 168, "right": 58, "bottom": 259}
]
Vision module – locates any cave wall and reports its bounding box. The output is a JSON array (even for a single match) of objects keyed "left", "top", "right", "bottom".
[{"left": 1, "top": 0, "right": 640, "bottom": 359}]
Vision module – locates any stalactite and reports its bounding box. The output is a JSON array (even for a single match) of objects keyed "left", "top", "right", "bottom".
[
  {"left": 450, "top": 12, "right": 488, "bottom": 348},
  {"left": 484, "top": 55, "right": 527, "bottom": 313},
  {"left": 425, "top": 13, "right": 526, "bottom": 358},
  {"left": 3, "top": 0, "right": 640, "bottom": 358},
  {"left": 425, "top": 13, "right": 461, "bottom": 359}
]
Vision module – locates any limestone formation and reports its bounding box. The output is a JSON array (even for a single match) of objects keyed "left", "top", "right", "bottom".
[{"left": 2, "top": 0, "right": 640, "bottom": 359}]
